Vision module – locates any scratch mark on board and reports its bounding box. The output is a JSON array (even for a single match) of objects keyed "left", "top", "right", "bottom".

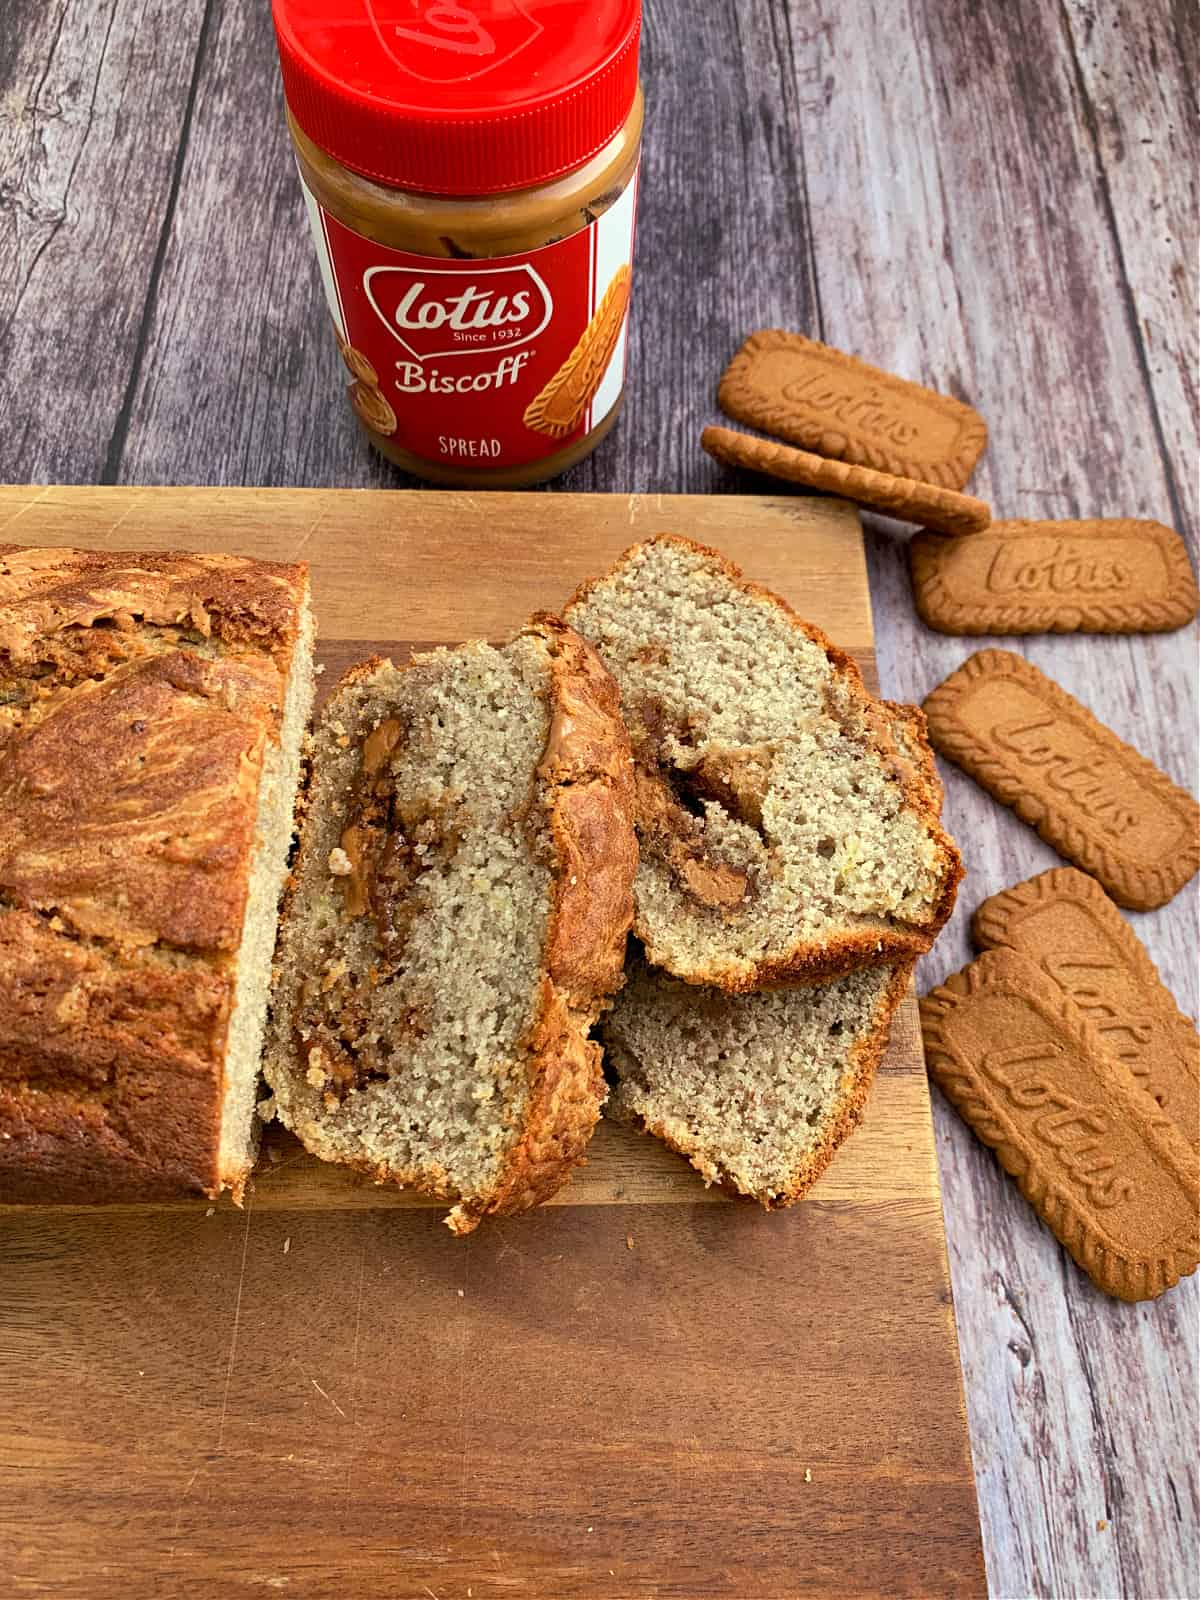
[
  {"left": 104, "top": 493, "right": 143, "bottom": 541},
  {"left": 310, "top": 1377, "right": 347, "bottom": 1419},
  {"left": 457, "top": 1235, "right": 473, "bottom": 1533},
  {"left": 166, "top": 1464, "right": 204, "bottom": 1566},
  {"left": 342, "top": 1236, "right": 368, "bottom": 1510},
  {"left": 250, "top": 1148, "right": 309, "bottom": 1182},
  {"left": 289, "top": 508, "right": 328, "bottom": 563},
  {"left": 216, "top": 1195, "right": 255, "bottom": 1451},
  {"left": 0, "top": 483, "right": 54, "bottom": 532}
]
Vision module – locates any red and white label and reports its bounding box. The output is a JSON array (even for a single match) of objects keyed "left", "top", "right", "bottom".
[{"left": 300, "top": 167, "right": 638, "bottom": 472}]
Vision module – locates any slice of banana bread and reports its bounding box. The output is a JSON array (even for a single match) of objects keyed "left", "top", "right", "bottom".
[
  {"left": 263, "top": 616, "right": 637, "bottom": 1233},
  {"left": 0, "top": 544, "right": 314, "bottom": 1203},
  {"left": 603, "top": 949, "right": 912, "bottom": 1206},
  {"left": 565, "top": 536, "right": 961, "bottom": 989}
]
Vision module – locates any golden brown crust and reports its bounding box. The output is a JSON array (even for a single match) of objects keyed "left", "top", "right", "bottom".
[
  {"left": 883, "top": 700, "right": 945, "bottom": 806},
  {"left": 0, "top": 545, "right": 308, "bottom": 1203},
  {"left": 447, "top": 980, "right": 607, "bottom": 1233},
  {"left": 566, "top": 534, "right": 962, "bottom": 990},
  {"left": 0, "top": 909, "right": 231, "bottom": 1202},
  {"left": 743, "top": 683, "right": 960, "bottom": 989},
  {"left": 565, "top": 531, "right": 872, "bottom": 697},
  {"left": 717, "top": 899, "right": 955, "bottom": 991},
  {"left": 530, "top": 614, "right": 638, "bottom": 996},
  {"left": 0, "top": 544, "right": 305, "bottom": 675},
  {"left": 451, "top": 616, "right": 637, "bottom": 1230},
  {"left": 762, "top": 962, "right": 912, "bottom": 1206},
  {"left": 0, "top": 650, "right": 279, "bottom": 950}
]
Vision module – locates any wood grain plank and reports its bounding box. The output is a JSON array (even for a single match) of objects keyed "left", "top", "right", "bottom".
[
  {"left": 0, "top": 1198, "right": 983, "bottom": 1598},
  {"left": 112, "top": 0, "right": 371, "bottom": 490},
  {"left": 773, "top": 4, "right": 1199, "bottom": 1596},
  {"left": 110, "top": 0, "right": 822, "bottom": 495},
  {"left": 0, "top": 0, "right": 208, "bottom": 482},
  {"left": 1061, "top": 0, "right": 1200, "bottom": 540},
  {"left": 602, "top": 0, "right": 823, "bottom": 495}
]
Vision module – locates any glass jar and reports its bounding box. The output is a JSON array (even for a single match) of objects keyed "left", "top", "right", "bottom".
[{"left": 271, "top": 0, "right": 643, "bottom": 487}]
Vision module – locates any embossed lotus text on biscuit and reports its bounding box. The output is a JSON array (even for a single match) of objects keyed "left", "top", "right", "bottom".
[
  {"left": 1043, "top": 955, "right": 1159, "bottom": 1063},
  {"left": 972, "top": 871, "right": 1200, "bottom": 1149},
  {"left": 910, "top": 522, "right": 1198, "bottom": 637},
  {"left": 921, "top": 948, "right": 1200, "bottom": 1300},
  {"left": 991, "top": 715, "right": 1139, "bottom": 837},
  {"left": 923, "top": 652, "right": 1200, "bottom": 906},
  {"left": 777, "top": 374, "right": 921, "bottom": 447},
  {"left": 942, "top": 993, "right": 1194, "bottom": 1246},
  {"left": 986, "top": 541, "right": 1133, "bottom": 595},
  {"left": 717, "top": 331, "right": 988, "bottom": 490},
  {"left": 981, "top": 1042, "right": 1134, "bottom": 1208}
]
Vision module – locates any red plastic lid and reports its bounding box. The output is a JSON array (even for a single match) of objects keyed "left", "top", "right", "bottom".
[{"left": 272, "top": 0, "right": 642, "bottom": 196}]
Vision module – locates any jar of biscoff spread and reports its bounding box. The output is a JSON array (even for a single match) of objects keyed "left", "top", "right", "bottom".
[{"left": 271, "top": 0, "right": 643, "bottom": 487}]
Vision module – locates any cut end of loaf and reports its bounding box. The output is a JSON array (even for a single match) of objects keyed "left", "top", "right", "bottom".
[
  {"left": 604, "top": 951, "right": 911, "bottom": 1205},
  {"left": 566, "top": 535, "right": 961, "bottom": 988},
  {"left": 217, "top": 591, "right": 317, "bottom": 1198}
]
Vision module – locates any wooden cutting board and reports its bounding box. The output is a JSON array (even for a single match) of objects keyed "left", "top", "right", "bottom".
[{"left": 0, "top": 485, "right": 984, "bottom": 1599}]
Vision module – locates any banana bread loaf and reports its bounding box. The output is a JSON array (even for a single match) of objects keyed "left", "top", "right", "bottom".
[
  {"left": 0, "top": 545, "right": 314, "bottom": 1202},
  {"left": 262, "top": 616, "right": 637, "bottom": 1233}
]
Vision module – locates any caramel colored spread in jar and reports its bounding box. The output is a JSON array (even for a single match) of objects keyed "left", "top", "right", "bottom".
[{"left": 271, "top": 1, "right": 643, "bottom": 487}]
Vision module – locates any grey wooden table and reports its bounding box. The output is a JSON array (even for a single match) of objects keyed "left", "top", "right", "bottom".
[{"left": 2, "top": 2, "right": 1197, "bottom": 1596}]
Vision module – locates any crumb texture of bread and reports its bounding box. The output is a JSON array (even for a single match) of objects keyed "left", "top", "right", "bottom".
[
  {"left": 603, "top": 950, "right": 911, "bottom": 1205},
  {"left": 565, "top": 536, "right": 961, "bottom": 988},
  {"left": 263, "top": 618, "right": 636, "bottom": 1233},
  {"left": 0, "top": 545, "right": 312, "bottom": 1202}
]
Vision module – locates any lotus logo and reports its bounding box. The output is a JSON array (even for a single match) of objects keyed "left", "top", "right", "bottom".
[
  {"left": 365, "top": 0, "right": 544, "bottom": 85},
  {"left": 363, "top": 263, "right": 554, "bottom": 361}
]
